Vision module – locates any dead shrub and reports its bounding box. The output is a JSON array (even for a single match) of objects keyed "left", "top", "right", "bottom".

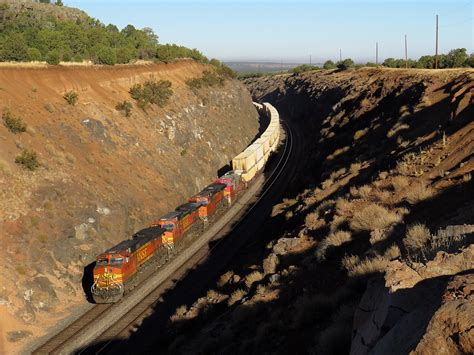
[
  {"left": 384, "top": 244, "right": 401, "bottom": 260},
  {"left": 244, "top": 271, "right": 263, "bottom": 288},
  {"left": 391, "top": 175, "right": 410, "bottom": 191},
  {"left": 404, "top": 223, "right": 431, "bottom": 251},
  {"left": 405, "top": 181, "right": 435, "bottom": 204},
  {"left": 321, "top": 178, "right": 333, "bottom": 190},
  {"left": 350, "top": 162, "right": 362, "bottom": 174},
  {"left": 329, "top": 167, "right": 347, "bottom": 181},
  {"left": 353, "top": 128, "right": 369, "bottom": 140},
  {"left": 341, "top": 254, "right": 360, "bottom": 272},
  {"left": 217, "top": 271, "right": 234, "bottom": 288},
  {"left": 349, "top": 203, "right": 401, "bottom": 232},
  {"left": 170, "top": 305, "right": 188, "bottom": 322},
  {"left": 346, "top": 256, "right": 389, "bottom": 276},
  {"left": 227, "top": 289, "right": 246, "bottom": 306},
  {"left": 387, "top": 123, "right": 410, "bottom": 138},
  {"left": 315, "top": 231, "right": 352, "bottom": 261},
  {"left": 305, "top": 211, "right": 326, "bottom": 230},
  {"left": 326, "top": 146, "right": 350, "bottom": 161},
  {"left": 335, "top": 198, "right": 353, "bottom": 216}
]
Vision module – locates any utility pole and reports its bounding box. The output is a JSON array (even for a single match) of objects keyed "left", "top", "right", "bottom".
[
  {"left": 435, "top": 14, "right": 439, "bottom": 69},
  {"left": 376, "top": 42, "right": 378, "bottom": 65},
  {"left": 405, "top": 34, "right": 408, "bottom": 68},
  {"left": 339, "top": 48, "right": 342, "bottom": 62}
]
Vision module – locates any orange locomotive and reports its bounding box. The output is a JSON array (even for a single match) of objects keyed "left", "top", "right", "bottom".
[
  {"left": 91, "top": 226, "right": 166, "bottom": 303},
  {"left": 189, "top": 183, "right": 227, "bottom": 223},
  {"left": 153, "top": 202, "right": 204, "bottom": 249}
]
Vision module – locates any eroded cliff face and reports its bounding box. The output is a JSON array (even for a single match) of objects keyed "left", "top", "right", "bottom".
[{"left": 0, "top": 60, "right": 259, "bottom": 349}]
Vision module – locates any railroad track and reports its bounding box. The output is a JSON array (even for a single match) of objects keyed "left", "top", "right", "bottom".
[{"left": 33, "top": 121, "right": 293, "bottom": 355}]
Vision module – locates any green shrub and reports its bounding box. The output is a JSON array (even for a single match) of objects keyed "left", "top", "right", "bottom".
[
  {"left": 27, "top": 48, "right": 42, "bottom": 61},
  {"left": 3, "top": 110, "right": 27, "bottom": 134},
  {"left": 337, "top": 58, "right": 355, "bottom": 70},
  {"left": 323, "top": 60, "right": 337, "bottom": 69},
  {"left": 292, "top": 64, "right": 318, "bottom": 74},
  {"left": 46, "top": 50, "right": 60, "bottom": 65},
  {"left": 115, "top": 100, "right": 132, "bottom": 117},
  {"left": 129, "top": 80, "right": 173, "bottom": 109},
  {"left": 186, "top": 70, "right": 225, "bottom": 90},
  {"left": 15, "top": 149, "right": 39, "bottom": 170},
  {"left": 95, "top": 46, "right": 117, "bottom": 65},
  {"left": 63, "top": 91, "right": 78, "bottom": 106}
]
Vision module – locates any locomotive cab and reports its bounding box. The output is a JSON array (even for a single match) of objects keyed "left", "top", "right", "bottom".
[{"left": 92, "top": 251, "right": 131, "bottom": 303}]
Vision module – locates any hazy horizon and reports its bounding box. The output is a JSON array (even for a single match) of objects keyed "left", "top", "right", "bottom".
[{"left": 66, "top": 0, "right": 473, "bottom": 63}]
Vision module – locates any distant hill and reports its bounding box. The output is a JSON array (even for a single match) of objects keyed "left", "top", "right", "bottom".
[{"left": 225, "top": 61, "right": 309, "bottom": 73}]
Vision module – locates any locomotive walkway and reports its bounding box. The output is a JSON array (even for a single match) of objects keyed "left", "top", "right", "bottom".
[{"left": 33, "top": 118, "right": 298, "bottom": 355}]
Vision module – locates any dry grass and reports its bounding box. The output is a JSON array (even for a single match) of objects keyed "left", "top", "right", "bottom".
[
  {"left": 244, "top": 271, "right": 263, "bottom": 288},
  {"left": 353, "top": 128, "right": 369, "bottom": 140},
  {"left": 321, "top": 178, "right": 333, "bottom": 190},
  {"left": 387, "top": 123, "right": 410, "bottom": 138},
  {"left": 391, "top": 175, "right": 410, "bottom": 190},
  {"left": 404, "top": 223, "right": 431, "bottom": 251},
  {"left": 405, "top": 181, "right": 435, "bottom": 204},
  {"left": 349, "top": 203, "right": 401, "bottom": 232},
  {"left": 335, "top": 198, "right": 353, "bottom": 216},
  {"left": 341, "top": 254, "right": 360, "bottom": 271},
  {"left": 315, "top": 231, "right": 352, "bottom": 261},
  {"left": 170, "top": 305, "right": 188, "bottom": 322},
  {"left": 217, "top": 271, "right": 234, "bottom": 288},
  {"left": 350, "top": 162, "right": 362, "bottom": 174},
  {"left": 351, "top": 184, "right": 372, "bottom": 199},
  {"left": 326, "top": 146, "right": 350, "bottom": 161},
  {"left": 305, "top": 211, "right": 326, "bottom": 230},
  {"left": 345, "top": 256, "right": 389, "bottom": 276},
  {"left": 329, "top": 167, "right": 347, "bottom": 181},
  {"left": 384, "top": 244, "right": 401, "bottom": 260},
  {"left": 227, "top": 289, "right": 247, "bottom": 306}
]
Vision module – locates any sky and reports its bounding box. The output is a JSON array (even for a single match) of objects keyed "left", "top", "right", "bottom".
[{"left": 65, "top": 0, "right": 473, "bottom": 63}]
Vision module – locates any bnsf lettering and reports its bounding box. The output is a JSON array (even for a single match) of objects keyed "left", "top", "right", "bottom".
[{"left": 137, "top": 248, "right": 148, "bottom": 262}]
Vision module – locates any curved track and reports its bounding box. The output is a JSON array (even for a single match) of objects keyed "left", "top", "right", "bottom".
[{"left": 33, "top": 119, "right": 295, "bottom": 355}]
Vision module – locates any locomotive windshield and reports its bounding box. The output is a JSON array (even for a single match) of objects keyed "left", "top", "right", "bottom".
[
  {"left": 162, "top": 223, "right": 175, "bottom": 230},
  {"left": 97, "top": 258, "right": 108, "bottom": 265},
  {"left": 110, "top": 257, "right": 123, "bottom": 265}
]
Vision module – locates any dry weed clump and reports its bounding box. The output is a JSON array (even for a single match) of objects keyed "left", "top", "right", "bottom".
[
  {"left": 384, "top": 244, "right": 401, "bottom": 260},
  {"left": 170, "top": 305, "right": 188, "bottom": 322},
  {"left": 227, "top": 289, "right": 247, "bottom": 306},
  {"left": 349, "top": 203, "right": 401, "bottom": 232},
  {"left": 326, "top": 146, "right": 350, "bottom": 161},
  {"left": 345, "top": 256, "right": 389, "bottom": 276},
  {"left": 405, "top": 181, "right": 435, "bottom": 204},
  {"left": 329, "top": 167, "right": 347, "bottom": 181},
  {"left": 315, "top": 231, "right": 352, "bottom": 261},
  {"left": 335, "top": 198, "right": 353, "bottom": 216},
  {"left": 217, "top": 270, "right": 234, "bottom": 288},
  {"left": 353, "top": 128, "right": 369, "bottom": 140},
  {"left": 350, "top": 162, "right": 362, "bottom": 174},
  {"left": 321, "top": 178, "right": 333, "bottom": 190},
  {"left": 244, "top": 271, "right": 263, "bottom": 288},
  {"left": 391, "top": 175, "right": 410, "bottom": 191},
  {"left": 387, "top": 123, "right": 410, "bottom": 138},
  {"left": 341, "top": 254, "right": 360, "bottom": 271},
  {"left": 404, "top": 223, "right": 431, "bottom": 251},
  {"left": 305, "top": 211, "right": 326, "bottom": 231}
]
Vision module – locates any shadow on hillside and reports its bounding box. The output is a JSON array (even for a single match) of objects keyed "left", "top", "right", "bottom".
[{"left": 76, "top": 75, "right": 473, "bottom": 353}]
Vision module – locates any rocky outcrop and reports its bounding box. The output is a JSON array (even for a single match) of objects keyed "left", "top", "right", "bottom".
[{"left": 350, "top": 245, "right": 474, "bottom": 355}]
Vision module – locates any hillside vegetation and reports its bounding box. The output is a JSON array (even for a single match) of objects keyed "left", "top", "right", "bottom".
[
  {"left": 156, "top": 68, "right": 473, "bottom": 354},
  {"left": 0, "top": 0, "right": 214, "bottom": 65}
]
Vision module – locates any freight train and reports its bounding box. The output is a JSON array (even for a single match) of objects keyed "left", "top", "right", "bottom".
[{"left": 91, "top": 102, "right": 280, "bottom": 303}]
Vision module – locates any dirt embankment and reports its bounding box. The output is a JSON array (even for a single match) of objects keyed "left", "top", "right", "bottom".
[
  {"left": 158, "top": 68, "right": 473, "bottom": 353},
  {"left": 0, "top": 60, "right": 259, "bottom": 352}
]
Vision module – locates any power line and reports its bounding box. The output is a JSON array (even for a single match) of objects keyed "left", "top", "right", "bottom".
[{"left": 435, "top": 14, "right": 439, "bottom": 69}]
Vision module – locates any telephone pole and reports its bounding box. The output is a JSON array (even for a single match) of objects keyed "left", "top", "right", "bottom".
[
  {"left": 405, "top": 34, "right": 408, "bottom": 68},
  {"left": 376, "top": 42, "right": 378, "bottom": 65},
  {"left": 435, "top": 15, "right": 439, "bottom": 69},
  {"left": 339, "top": 48, "right": 342, "bottom": 62}
]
